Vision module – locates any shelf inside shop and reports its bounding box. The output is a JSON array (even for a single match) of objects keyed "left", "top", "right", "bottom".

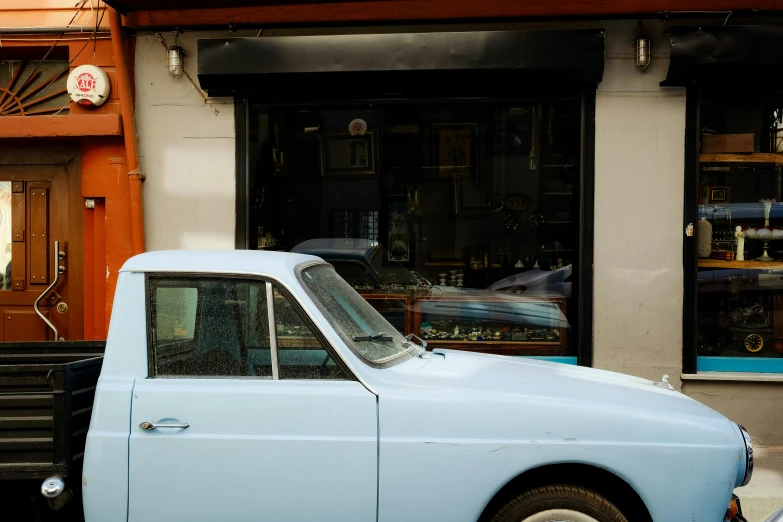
[
  {"left": 698, "top": 259, "right": 783, "bottom": 269},
  {"left": 699, "top": 153, "right": 783, "bottom": 164}
]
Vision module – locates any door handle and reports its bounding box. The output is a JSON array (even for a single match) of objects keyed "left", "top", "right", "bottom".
[
  {"left": 34, "top": 240, "right": 65, "bottom": 341},
  {"left": 139, "top": 421, "right": 190, "bottom": 430}
]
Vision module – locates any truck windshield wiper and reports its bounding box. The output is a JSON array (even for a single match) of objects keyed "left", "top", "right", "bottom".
[{"left": 353, "top": 333, "right": 393, "bottom": 342}]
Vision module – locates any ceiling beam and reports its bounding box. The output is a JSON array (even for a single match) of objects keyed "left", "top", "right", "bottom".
[{"left": 117, "top": 0, "right": 777, "bottom": 29}]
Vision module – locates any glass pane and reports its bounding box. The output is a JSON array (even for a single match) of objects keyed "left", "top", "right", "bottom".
[
  {"left": 301, "top": 265, "right": 415, "bottom": 365},
  {"left": 249, "top": 100, "right": 579, "bottom": 359},
  {"left": 0, "top": 182, "right": 11, "bottom": 291},
  {"left": 151, "top": 279, "right": 271, "bottom": 377},
  {"left": 696, "top": 101, "right": 783, "bottom": 362},
  {"left": 155, "top": 287, "right": 198, "bottom": 340},
  {"left": 272, "top": 286, "right": 348, "bottom": 380}
]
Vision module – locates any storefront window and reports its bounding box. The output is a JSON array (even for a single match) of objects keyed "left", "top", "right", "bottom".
[
  {"left": 695, "top": 97, "right": 783, "bottom": 371},
  {"left": 247, "top": 99, "right": 584, "bottom": 359}
]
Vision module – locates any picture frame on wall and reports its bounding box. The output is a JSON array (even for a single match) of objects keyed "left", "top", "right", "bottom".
[
  {"left": 320, "top": 133, "right": 376, "bottom": 176},
  {"left": 453, "top": 178, "right": 490, "bottom": 215},
  {"left": 706, "top": 185, "right": 731, "bottom": 204},
  {"left": 386, "top": 198, "right": 412, "bottom": 264},
  {"left": 433, "top": 123, "right": 478, "bottom": 180}
]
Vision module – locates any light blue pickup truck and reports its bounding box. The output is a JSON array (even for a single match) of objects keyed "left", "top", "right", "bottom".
[{"left": 2, "top": 251, "right": 756, "bottom": 521}]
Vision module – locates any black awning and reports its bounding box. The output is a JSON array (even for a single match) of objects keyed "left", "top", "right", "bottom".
[
  {"left": 197, "top": 29, "right": 605, "bottom": 97},
  {"left": 663, "top": 25, "right": 783, "bottom": 87}
]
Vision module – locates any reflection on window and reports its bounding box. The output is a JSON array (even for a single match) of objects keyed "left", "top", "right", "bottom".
[
  {"left": 273, "top": 287, "right": 348, "bottom": 380},
  {"left": 250, "top": 101, "right": 581, "bottom": 357},
  {"left": 696, "top": 101, "right": 783, "bottom": 364},
  {"left": 150, "top": 278, "right": 272, "bottom": 378},
  {"left": 0, "top": 182, "right": 11, "bottom": 291}
]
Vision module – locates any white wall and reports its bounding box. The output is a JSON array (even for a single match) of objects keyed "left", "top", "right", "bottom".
[
  {"left": 593, "top": 21, "right": 687, "bottom": 388},
  {"left": 135, "top": 31, "right": 240, "bottom": 250}
]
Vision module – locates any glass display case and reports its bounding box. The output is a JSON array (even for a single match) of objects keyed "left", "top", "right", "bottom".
[
  {"left": 413, "top": 292, "right": 568, "bottom": 355},
  {"left": 694, "top": 97, "right": 783, "bottom": 361},
  {"left": 360, "top": 292, "right": 413, "bottom": 335}
]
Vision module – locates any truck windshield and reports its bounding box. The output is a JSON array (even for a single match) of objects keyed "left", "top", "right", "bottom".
[{"left": 299, "top": 264, "right": 416, "bottom": 366}]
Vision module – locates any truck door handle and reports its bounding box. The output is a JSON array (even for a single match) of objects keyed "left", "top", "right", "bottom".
[{"left": 139, "top": 421, "right": 189, "bottom": 430}]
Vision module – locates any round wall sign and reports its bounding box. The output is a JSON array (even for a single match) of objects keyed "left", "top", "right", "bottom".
[
  {"left": 66, "top": 65, "right": 110, "bottom": 107},
  {"left": 348, "top": 119, "right": 368, "bottom": 136}
]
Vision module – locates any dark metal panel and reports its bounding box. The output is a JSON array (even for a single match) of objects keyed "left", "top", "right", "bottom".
[
  {"left": 198, "top": 30, "right": 605, "bottom": 94},
  {"left": 578, "top": 88, "right": 596, "bottom": 367},
  {"left": 682, "top": 87, "right": 700, "bottom": 374},
  {"left": 235, "top": 99, "right": 249, "bottom": 249},
  {"left": 663, "top": 25, "right": 783, "bottom": 87},
  {"left": 0, "top": 352, "right": 102, "bottom": 479}
]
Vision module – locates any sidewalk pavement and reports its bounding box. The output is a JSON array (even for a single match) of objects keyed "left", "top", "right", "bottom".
[{"left": 736, "top": 447, "right": 783, "bottom": 522}]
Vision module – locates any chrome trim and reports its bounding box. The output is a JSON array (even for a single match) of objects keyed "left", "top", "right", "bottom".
[
  {"left": 739, "top": 425, "right": 754, "bottom": 487},
  {"left": 34, "top": 240, "right": 63, "bottom": 341},
  {"left": 266, "top": 282, "right": 280, "bottom": 380},
  {"left": 765, "top": 505, "right": 783, "bottom": 522},
  {"left": 137, "top": 266, "right": 378, "bottom": 396},
  {"left": 139, "top": 421, "right": 189, "bottom": 430},
  {"left": 40, "top": 476, "right": 65, "bottom": 498}
]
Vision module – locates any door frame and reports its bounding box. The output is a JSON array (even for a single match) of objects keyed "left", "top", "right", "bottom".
[{"left": 0, "top": 142, "right": 84, "bottom": 341}]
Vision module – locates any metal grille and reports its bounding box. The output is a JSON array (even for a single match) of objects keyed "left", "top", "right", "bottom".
[
  {"left": 332, "top": 210, "right": 378, "bottom": 244},
  {"left": 0, "top": 60, "right": 70, "bottom": 116}
]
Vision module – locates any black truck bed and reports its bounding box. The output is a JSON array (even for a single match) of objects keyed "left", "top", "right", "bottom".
[{"left": 0, "top": 342, "right": 105, "bottom": 481}]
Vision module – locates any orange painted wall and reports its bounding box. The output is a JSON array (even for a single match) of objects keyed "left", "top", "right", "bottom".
[
  {"left": 81, "top": 139, "right": 134, "bottom": 337},
  {"left": 0, "top": 3, "right": 136, "bottom": 339},
  {"left": 0, "top": 1, "right": 110, "bottom": 30}
]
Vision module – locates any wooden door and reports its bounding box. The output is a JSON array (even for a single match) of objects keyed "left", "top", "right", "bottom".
[{"left": 0, "top": 164, "right": 74, "bottom": 341}]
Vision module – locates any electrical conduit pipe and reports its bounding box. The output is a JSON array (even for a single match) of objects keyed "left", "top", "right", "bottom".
[{"left": 108, "top": 7, "right": 145, "bottom": 255}]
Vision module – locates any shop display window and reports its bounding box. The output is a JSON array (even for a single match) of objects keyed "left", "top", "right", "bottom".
[
  {"left": 694, "top": 96, "right": 783, "bottom": 372},
  {"left": 247, "top": 99, "right": 584, "bottom": 358}
]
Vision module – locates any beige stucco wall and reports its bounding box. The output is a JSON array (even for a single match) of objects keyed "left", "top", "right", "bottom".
[
  {"left": 593, "top": 21, "right": 687, "bottom": 388},
  {"left": 683, "top": 381, "right": 783, "bottom": 447},
  {"left": 135, "top": 31, "right": 247, "bottom": 251}
]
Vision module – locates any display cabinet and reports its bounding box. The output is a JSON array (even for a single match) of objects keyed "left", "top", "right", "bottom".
[
  {"left": 360, "top": 292, "right": 414, "bottom": 336},
  {"left": 412, "top": 293, "right": 568, "bottom": 355}
]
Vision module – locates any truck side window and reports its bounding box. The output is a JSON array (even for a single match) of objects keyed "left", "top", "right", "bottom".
[
  {"left": 150, "top": 278, "right": 272, "bottom": 378},
  {"left": 272, "top": 287, "right": 348, "bottom": 380}
]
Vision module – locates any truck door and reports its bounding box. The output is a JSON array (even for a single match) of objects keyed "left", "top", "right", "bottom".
[{"left": 128, "top": 276, "right": 377, "bottom": 522}]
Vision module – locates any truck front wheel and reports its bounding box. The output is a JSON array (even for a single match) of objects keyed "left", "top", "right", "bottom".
[{"left": 490, "top": 485, "right": 629, "bottom": 522}]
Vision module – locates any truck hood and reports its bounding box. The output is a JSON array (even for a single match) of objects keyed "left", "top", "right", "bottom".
[{"left": 382, "top": 348, "right": 733, "bottom": 430}]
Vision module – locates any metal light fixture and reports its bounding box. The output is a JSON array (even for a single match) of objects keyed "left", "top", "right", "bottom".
[
  {"left": 167, "top": 44, "right": 184, "bottom": 78},
  {"left": 635, "top": 35, "right": 651, "bottom": 71},
  {"left": 634, "top": 21, "right": 651, "bottom": 71}
]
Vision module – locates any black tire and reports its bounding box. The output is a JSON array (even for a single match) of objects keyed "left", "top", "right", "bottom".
[{"left": 490, "top": 485, "right": 629, "bottom": 522}]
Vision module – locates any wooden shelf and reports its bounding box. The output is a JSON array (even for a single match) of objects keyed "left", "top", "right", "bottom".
[
  {"left": 699, "top": 259, "right": 783, "bottom": 269},
  {"left": 700, "top": 153, "right": 783, "bottom": 164}
]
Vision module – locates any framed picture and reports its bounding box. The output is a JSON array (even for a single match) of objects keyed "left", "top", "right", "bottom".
[
  {"left": 386, "top": 198, "right": 411, "bottom": 264},
  {"left": 433, "top": 123, "right": 478, "bottom": 180},
  {"left": 320, "top": 133, "right": 375, "bottom": 176},
  {"left": 453, "top": 178, "right": 490, "bottom": 215},
  {"left": 706, "top": 185, "right": 731, "bottom": 204}
]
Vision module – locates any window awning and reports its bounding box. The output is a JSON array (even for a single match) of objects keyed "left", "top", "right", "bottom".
[
  {"left": 197, "top": 29, "right": 605, "bottom": 98},
  {"left": 662, "top": 25, "right": 783, "bottom": 88}
]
